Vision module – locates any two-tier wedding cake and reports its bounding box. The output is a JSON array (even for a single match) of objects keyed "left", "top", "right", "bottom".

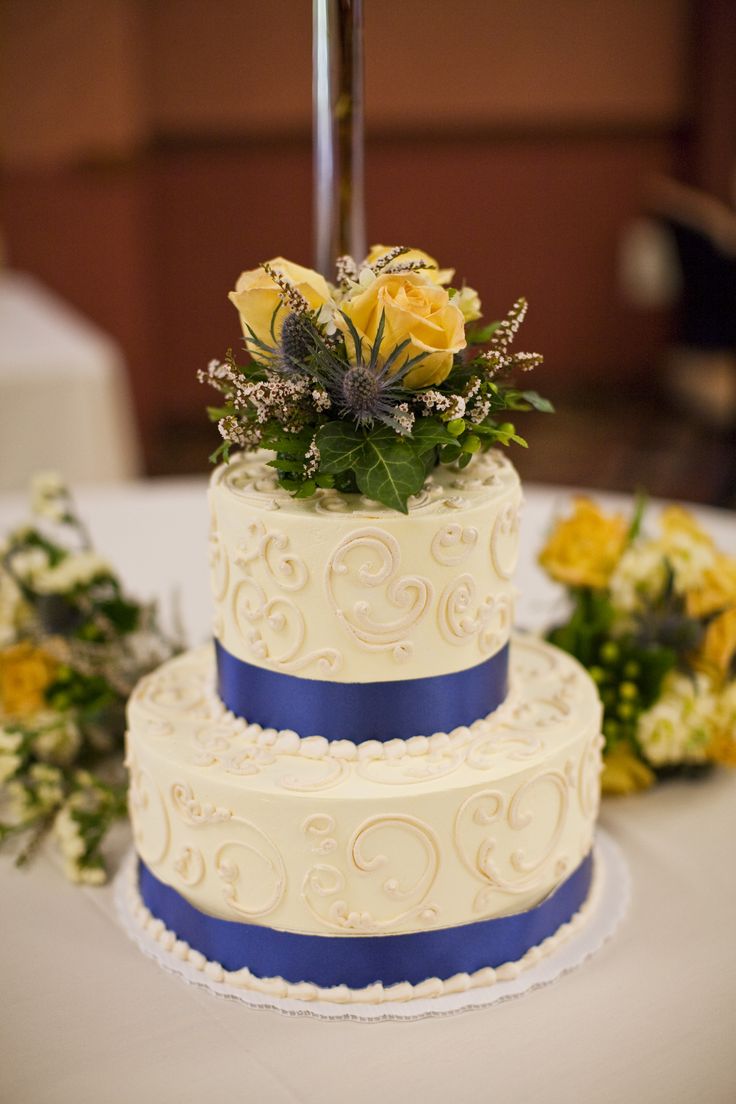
[{"left": 124, "top": 248, "right": 603, "bottom": 1004}]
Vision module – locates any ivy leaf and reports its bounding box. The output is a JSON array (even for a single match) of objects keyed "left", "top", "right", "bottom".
[
  {"left": 315, "top": 421, "right": 366, "bottom": 473},
  {"left": 353, "top": 429, "right": 427, "bottom": 513},
  {"left": 410, "top": 419, "right": 456, "bottom": 453}
]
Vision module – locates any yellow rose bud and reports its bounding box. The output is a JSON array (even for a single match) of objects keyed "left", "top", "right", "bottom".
[
  {"left": 337, "top": 272, "right": 466, "bottom": 388},
  {"left": 228, "top": 258, "right": 332, "bottom": 354},
  {"left": 452, "top": 285, "right": 482, "bottom": 323},
  {"left": 539, "top": 498, "right": 629, "bottom": 589},
  {"left": 365, "top": 245, "right": 454, "bottom": 285}
]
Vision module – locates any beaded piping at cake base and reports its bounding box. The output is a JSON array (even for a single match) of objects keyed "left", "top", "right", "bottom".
[{"left": 114, "top": 829, "right": 629, "bottom": 1022}]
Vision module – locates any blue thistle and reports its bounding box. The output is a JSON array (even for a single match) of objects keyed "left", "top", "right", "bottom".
[{"left": 314, "top": 309, "right": 429, "bottom": 433}]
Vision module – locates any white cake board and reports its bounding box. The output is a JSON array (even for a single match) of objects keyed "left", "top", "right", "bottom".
[{"left": 115, "top": 828, "right": 628, "bottom": 1022}]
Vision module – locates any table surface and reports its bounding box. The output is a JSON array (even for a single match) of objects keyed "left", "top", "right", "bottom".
[{"left": 1, "top": 478, "right": 735, "bottom": 1104}]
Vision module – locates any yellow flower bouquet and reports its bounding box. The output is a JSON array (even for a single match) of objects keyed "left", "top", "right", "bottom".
[
  {"left": 540, "top": 497, "right": 736, "bottom": 794},
  {"left": 201, "top": 246, "right": 550, "bottom": 513},
  {"left": 0, "top": 476, "right": 179, "bottom": 882}
]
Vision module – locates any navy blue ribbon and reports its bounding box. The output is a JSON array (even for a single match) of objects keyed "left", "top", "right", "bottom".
[
  {"left": 215, "top": 639, "right": 509, "bottom": 742},
  {"left": 138, "top": 852, "right": 593, "bottom": 990}
]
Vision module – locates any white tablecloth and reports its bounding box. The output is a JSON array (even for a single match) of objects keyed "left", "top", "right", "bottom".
[
  {"left": 0, "top": 480, "right": 734, "bottom": 1104},
  {"left": 0, "top": 273, "right": 141, "bottom": 491}
]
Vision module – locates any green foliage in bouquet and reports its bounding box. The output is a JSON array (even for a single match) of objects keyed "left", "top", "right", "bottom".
[
  {"left": 200, "top": 246, "right": 551, "bottom": 513},
  {"left": 539, "top": 496, "right": 736, "bottom": 794},
  {"left": 0, "top": 475, "right": 180, "bottom": 882}
]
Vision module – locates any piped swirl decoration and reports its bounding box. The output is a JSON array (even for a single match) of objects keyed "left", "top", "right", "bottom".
[
  {"left": 301, "top": 814, "right": 440, "bottom": 932},
  {"left": 325, "top": 527, "right": 433, "bottom": 663}
]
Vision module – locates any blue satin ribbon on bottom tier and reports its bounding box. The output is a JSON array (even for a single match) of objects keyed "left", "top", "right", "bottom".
[
  {"left": 215, "top": 639, "right": 510, "bottom": 742},
  {"left": 138, "top": 852, "right": 593, "bottom": 990}
]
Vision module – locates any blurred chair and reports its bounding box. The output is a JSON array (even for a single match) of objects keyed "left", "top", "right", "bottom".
[
  {"left": 0, "top": 271, "right": 141, "bottom": 491},
  {"left": 619, "top": 175, "right": 736, "bottom": 427}
]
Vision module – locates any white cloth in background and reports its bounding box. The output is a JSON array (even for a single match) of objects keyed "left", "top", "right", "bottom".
[{"left": 0, "top": 272, "right": 141, "bottom": 491}]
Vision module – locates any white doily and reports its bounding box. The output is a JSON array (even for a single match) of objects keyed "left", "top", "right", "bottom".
[{"left": 114, "top": 828, "right": 629, "bottom": 1022}]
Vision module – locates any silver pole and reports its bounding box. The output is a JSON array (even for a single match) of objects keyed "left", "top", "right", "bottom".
[{"left": 313, "top": 0, "right": 365, "bottom": 278}]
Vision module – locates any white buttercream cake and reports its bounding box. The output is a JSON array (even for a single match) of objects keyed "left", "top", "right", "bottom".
[{"left": 124, "top": 448, "right": 603, "bottom": 1004}]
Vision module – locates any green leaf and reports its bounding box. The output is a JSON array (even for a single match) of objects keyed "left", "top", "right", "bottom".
[
  {"left": 209, "top": 441, "right": 231, "bottom": 465},
  {"left": 466, "top": 321, "right": 501, "bottom": 344},
  {"left": 369, "top": 310, "right": 387, "bottom": 372},
  {"left": 520, "top": 390, "right": 554, "bottom": 413},
  {"left": 338, "top": 311, "right": 365, "bottom": 363},
  {"left": 263, "top": 433, "right": 311, "bottom": 457},
  {"left": 266, "top": 457, "right": 306, "bottom": 474},
  {"left": 627, "top": 491, "right": 648, "bottom": 544},
  {"left": 409, "top": 420, "right": 455, "bottom": 453},
  {"left": 353, "top": 430, "right": 427, "bottom": 514},
  {"left": 315, "top": 421, "right": 366, "bottom": 474}
]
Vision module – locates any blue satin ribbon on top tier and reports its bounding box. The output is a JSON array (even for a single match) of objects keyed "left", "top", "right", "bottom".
[
  {"left": 215, "top": 638, "right": 509, "bottom": 743},
  {"left": 138, "top": 851, "right": 593, "bottom": 990}
]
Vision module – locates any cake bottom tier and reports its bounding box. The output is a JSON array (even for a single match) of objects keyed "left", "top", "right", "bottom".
[
  {"left": 136, "top": 848, "right": 593, "bottom": 989},
  {"left": 125, "top": 634, "right": 603, "bottom": 1001},
  {"left": 122, "top": 847, "right": 600, "bottom": 1004}
]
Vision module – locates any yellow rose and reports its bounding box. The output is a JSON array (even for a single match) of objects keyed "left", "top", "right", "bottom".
[
  {"left": 660, "top": 506, "right": 714, "bottom": 549},
  {"left": 0, "top": 642, "right": 57, "bottom": 720},
  {"left": 710, "top": 683, "right": 736, "bottom": 766},
  {"left": 699, "top": 606, "right": 736, "bottom": 681},
  {"left": 687, "top": 553, "right": 736, "bottom": 618},
  {"left": 601, "top": 742, "right": 655, "bottom": 796},
  {"left": 539, "top": 498, "right": 629, "bottom": 589},
  {"left": 337, "top": 272, "right": 466, "bottom": 387},
  {"left": 228, "top": 258, "right": 332, "bottom": 353},
  {"left": 365, "top": 245, "right": 454, "bottom": 285}
]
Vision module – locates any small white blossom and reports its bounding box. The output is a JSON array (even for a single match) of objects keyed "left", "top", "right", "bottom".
[
  {"left": 0, "top": 752, "right": 22, "bottom": 783},
  {"left": 30, "top": 472, "right": 67, "bottom": 523},
  {"left": 32, "top": 714, "right": 81, "bottom": 767},
  {"left": 29, "top": 763, "right": 65, "bottom": 810},
  {"left": 660, "top": 530, "right": 716, "bottom": 594},
  {"left": 8, "top": 547, "right": 50, "bottom": 584},
  {"left": 358, "top": 266, "right": 377, "bottom": 289},
  {"left": 54, "top": 806, "right": 86, "bottom": 860},
  {"left": 393, "top": 403, "right": 415, "bottom": 436},
  {"left": 0, "top": 780, "right": 33, "bottom": 826},
  {"left": 609, "top": 542, "right": 669, "bottom": 613},
  {"left": 417, "top": 390, "right": 453, "bottom": 415},
  {"left": 0, "top": 729, "right": 23, "bottom": 753},
  {"left": 311, "top": 386, "right": 332, "bottom": 412},
  {"left": 637, "top": 671, "right": 718, "bottom": 766},
  {"left": 33, "top": 551, "right": 111, "bottom": 595},
  {"left": 0, "top": 568, "right": 25, "bottom": 646},
  {"left": 304, "top": 439, "right": 321, "bottom": 478},
  {"left": 316, "top": 302, "right": 339, "bottom": 335}
]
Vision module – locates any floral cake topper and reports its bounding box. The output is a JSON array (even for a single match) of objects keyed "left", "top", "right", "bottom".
[{"left": 200, "top": 246, "right": 550, "bottom": 512}]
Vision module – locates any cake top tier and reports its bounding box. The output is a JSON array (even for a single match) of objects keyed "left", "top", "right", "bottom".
[
  {"left": 212, "top": 445, "right": 519, "bottom": 519},
  {"left": 209, "top": 448, "right": 522, "bottom": 686}
]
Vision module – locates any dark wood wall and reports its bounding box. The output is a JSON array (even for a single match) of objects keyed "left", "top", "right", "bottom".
[{"left": 3, "top": 0, "right": 731, "bottom": 473}]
